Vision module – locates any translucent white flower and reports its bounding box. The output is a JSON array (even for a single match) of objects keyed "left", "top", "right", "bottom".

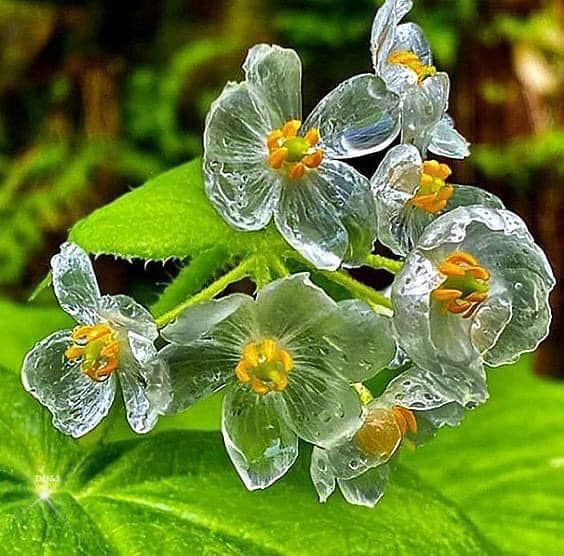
[
  {"left": 159, "top": 273, "right": 396, "bottom": 490},
  {"left": 372, "top": 144, "right": 504, "bottom": 256},
  {"left": 310, "top": 366, "right": 464, "bottom": 507},
  {"left": 392, "top": 207, "right": 555, "bottom": 406},
  {"left": 21, "top": 243, "right": 171, "bottom": 438},
  {"left": 370, "top": 0, "right": 469, "bottom": 158},
  {"left": 204, "top": 44, "right": 402, "bottom": 270}
]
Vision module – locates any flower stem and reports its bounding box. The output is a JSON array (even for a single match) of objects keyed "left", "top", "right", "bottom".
[
  {"left": 364, "top": 254, "right": 404, "bottom": 274},
  {"left": 319, "top": 269, "right": 393, "bottom": 311},
  {"left": 155, "top": 256, "right": 256, "bottom": 327},
  {"left": 269, "top": 255, "right": 290, "bottom": 278}
]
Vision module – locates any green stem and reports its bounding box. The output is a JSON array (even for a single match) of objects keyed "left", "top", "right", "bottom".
[
  {"left": 364, "top": 254, "right": 404, "bottom": 274},
  {"left": 269, "top": 254, "right": 290, "bottom": 278},
  {"left": 155, "top": 256, "right": 256, "bottom": 327},
  {"left": 319, "top": 270, "right": 393, "bottom": 311}
]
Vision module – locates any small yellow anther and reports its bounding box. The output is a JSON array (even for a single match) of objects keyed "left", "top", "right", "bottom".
[
  {"left": 303, "top": 150, "right": 324, "bottom": 169},
  {"left": 438, "top": 261, "right": 467, "bottom": 277},
  {"left": 288, "top": 162, "right": 305, "bottom": 179},
  {"left": 432, "top": 288, "right": 463, "bottom": 302},
  {"left": 305, "top": 128, "right": 320, "bottom": 146},
  {"left": 268, "top": 147, "right": 288, "bottom": 170},
  {"left": 282, "top": 119, "right": 302, "bottom": 138},
  {"left": 267, "top": 130, "right": 284, "bottom": 150}
]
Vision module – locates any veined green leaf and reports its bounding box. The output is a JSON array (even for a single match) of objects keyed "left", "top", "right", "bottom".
[
  {"left": 0, "top": 365, "right": 491, "bottom": 554},
  {"left": 403, "top": 357, "right": 564, "bottom": 555},
  {"left": 68, "top": 159, "right": 289, "bottom": 262}
]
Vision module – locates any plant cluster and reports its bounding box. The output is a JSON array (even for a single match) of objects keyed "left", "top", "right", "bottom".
[{"left": 21, "top": 0, "right": 554, "bottom": 508}]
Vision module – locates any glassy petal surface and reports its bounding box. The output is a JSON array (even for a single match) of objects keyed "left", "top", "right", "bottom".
[
  {"left": 275, "top": 160, "right": 376, "bottom": 270},
  {"left": 222, "top": 384, "right": 298, "bottom": 490},
  {"left": 429, "top": 114, "right": 470, "bottom": 159},
  {"left": 337, "top": 464, "right": 391, "bottom": 507},
  {"left": 304, "top": 74, "right": 400, "bottom": 158},
  {"left": 51, "top": 242, "right": 101, "bottom": 324},
  {"left": 243, "top": 43, "right": 302, "bottom": 124},
  {"left": 202, "top": 158, "right": 281, "bottom": 230},
  {"left": 310, "top": 447, "right": 336, "bottom": 503},
  {"left": 281, "top": 366, "right": 363, "bottom": 448},
  {"left": 22, "top": 330, "right": 116, "bottom": 437}
]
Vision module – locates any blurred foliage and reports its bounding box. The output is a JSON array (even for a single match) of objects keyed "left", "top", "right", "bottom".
[{"left": 0, "top": 0, "right": 562, "bottom": 312}]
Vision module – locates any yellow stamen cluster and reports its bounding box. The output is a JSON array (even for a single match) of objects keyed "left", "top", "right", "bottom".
[
  {"left": 387, "top": 50, "right": 437, "bottom": 83},
  {"left": 432, "top": 252, "right": 490, "bottom": 319},
  {"left": 65, "top": 323, "right": 120, "bottom": 382},
  {"left": 266, "top": 119, "right": 324, "bottom": 179},
  {"left": 410, "top": 160, "right": 454, "bottom": 214},
  {"left": 355, "top": 405, "right": 418, "bottom": 458},
  {"left": 235, "top": 338, "right": 293, "bottom": 395}
]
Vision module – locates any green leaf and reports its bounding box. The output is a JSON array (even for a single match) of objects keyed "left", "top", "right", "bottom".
[
  {"left": 403, "top": 357, "right": 564, "bottom": 555},
  {"left": 0, "top": 298, "right": 71, "bottom": 372},
  {"left": 151, "top": 246, "right": 230, "bottom": 317},
  {"left": 0, "top": 365, "right": 491, "bottom": 554},
  {"left": 68, "top": 158, "right": 289, "bottom": 262}
]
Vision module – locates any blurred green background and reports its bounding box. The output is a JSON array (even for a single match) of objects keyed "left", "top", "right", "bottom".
[{"left": 0, "top": 0, "right": 562, "bottom": 374}]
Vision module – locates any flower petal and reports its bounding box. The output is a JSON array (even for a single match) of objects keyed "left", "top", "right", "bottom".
[
  {"left": 392, "top": 251, "right": 489, "bottom": 407},
  {"left": 383, "top": 365, "right": 465, "bottom": 411},
  {"left": 204, "top": 81, "right": 273, "bottom": 164},
  {"left": 255, "top": 273, "right": 336, "bottom": 343},
  {"left": 22, "top": 330, "right": 116, "bottom": 438},
  {"left": 324, "top": 402, "right": 401, "bottom": 480},
  {"left": 337, "top": 464, "right": 391, "bottom": 508},
  {"left": 310, "top": 447, "right": 336, "bottom": 503},
  {"left": 256, "top": 277, "right": 394, "bottom": 382},
  {"left": 275, "top": 160, "right": 377, "bottom": 270},
  {"left": 372, "top": 144, "right": 422, "bottom": 255},
  {"left": 465, "top": 221, "right": 555, "bottom": 366},
  {"left": 161, "top": 294, "right": 255, "bottom": 345},
  {"left": 401, "top": 73, "right": 449, "bottom": 155},
  {"left": 394, "top": 23, "right": 432, "bottom": 64},
  {"left": 159, "top": 342, "right": 237, "bottom": 413},
  {"left": 222, "top": 384, "right": 298, "bottom": 490},
  {"left": 304, "top": 74, "right": 401, "bottom": 158},
  {"left": 381, "top": 23, "right": 432, "bottom": 94},
  {"left": 203, "top": 80, "right": 282, "bottom": 230},
  {"left": 160, "top": 295, "right": 258, "bottom": 413},
  {"left": 243, "top": 44, "right": 302, "bottom": 123},
  {"left": 202, "top": 158, "right": 281, "bottom": 230},
  {"left": 51, "top": 242, "right": 101, "bottom": 324},
  {"left": 313, "top": 300, "right": 396, "bottom": 382},
  {"left": 449, "top": 184, "right": 504, "bottom": 210},
  {"left": 97, "top": 294, "right": 158, "bottom": 341},
  {"left": 371, "top": 0, "right": 413, "bottom": 75},
  {"left": 429, "top": 114, "right": 470, "bottom": 159},
  {"left": 280, "top": 366, "right": 363, "bottom": 448},
  {"left": 118, "top": 355, "right": 168, "bottom": 434}
]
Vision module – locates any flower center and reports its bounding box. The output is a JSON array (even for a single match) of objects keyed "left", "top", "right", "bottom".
[
  {"left": 235, "top": 338, "right": 293, "bottom": 395},
  {"left": 387, "top": 50, "right": 437, "bottom": 83},
  {"left": 266, "top": 119, "right": 324, "bottom": 180},
  {"left": 432, "top": 252, "right": 490, "bottom": 319},
  {"left": 410, "top": 160, "right": 454, "bottom": 214},
  {"left": 64, "top": 323, "right": 120, "bottom": 382},
  {"left": 354, "top": 405, "right": 417, "bottom": 458}
]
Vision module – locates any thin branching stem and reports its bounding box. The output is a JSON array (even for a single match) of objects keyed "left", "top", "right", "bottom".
[{"left": 155, "top": 256, "right": 256, "bottom": 327}]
